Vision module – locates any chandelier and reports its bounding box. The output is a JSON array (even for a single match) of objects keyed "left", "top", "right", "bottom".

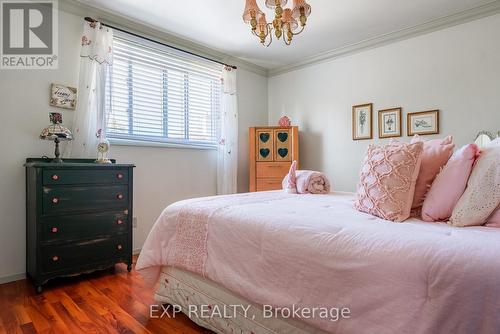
[{"left": 243, "top": 0, "right": 312, "bottom": 46}]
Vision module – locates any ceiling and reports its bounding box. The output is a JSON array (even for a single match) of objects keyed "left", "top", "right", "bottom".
[{"left": 80, "top": 0, "right": 496, "bottom": 70}]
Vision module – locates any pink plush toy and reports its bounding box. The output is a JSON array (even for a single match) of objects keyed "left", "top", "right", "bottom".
[{"left": 284, "top": 160, "right": 297, "bottom": 193}]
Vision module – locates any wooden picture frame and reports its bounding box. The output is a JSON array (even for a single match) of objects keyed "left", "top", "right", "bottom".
[
  {"left": 352, "top": 103, "right": 373, "bottom": 140},
  {"left": 407, "top": 110, "right": 439, "bottom": 136},
  {"left": 378, "top": 108, "right": 402, "bottom": 138}
]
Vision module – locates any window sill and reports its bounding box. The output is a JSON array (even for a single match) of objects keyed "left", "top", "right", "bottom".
[{"left": 108, "top": 138, "right": 217, "bottom": 150}]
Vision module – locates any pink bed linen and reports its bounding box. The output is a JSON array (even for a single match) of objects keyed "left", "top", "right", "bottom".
[{"left": 136, "top": 191, "right": 500, "bottom": 334}]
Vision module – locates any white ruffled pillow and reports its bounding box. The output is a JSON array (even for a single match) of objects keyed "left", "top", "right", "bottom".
[{"left": 450, "top": 139, "right": 500, "bottom": 227}]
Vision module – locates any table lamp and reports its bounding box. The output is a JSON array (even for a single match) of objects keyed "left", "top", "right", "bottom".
[{"left": 40, "top": 113, "right": 73, "bottom": 163}]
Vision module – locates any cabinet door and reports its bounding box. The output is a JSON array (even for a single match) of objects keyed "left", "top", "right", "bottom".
[
  {"left": 256, "top": 129, "right": 274, "bottom": 162},
  {"left": 274, "top": 129, "right": 292, "bottom": 162}
]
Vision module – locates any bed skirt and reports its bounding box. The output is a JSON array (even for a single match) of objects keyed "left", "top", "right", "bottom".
[{"left": 154, "top": 266, "right": 329, "bottom": 334}]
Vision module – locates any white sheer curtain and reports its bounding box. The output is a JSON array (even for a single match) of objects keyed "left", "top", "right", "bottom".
[
  {"left": 65, "top": 20, "right": 113, "bottom": 158},
  {"left": 217, "top": 66, "right": 239, "bottom": 195}
]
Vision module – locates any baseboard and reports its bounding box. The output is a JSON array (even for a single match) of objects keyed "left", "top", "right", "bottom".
[
  {"left": 133, "top": 248, "right": 142, "bottom": 255},
  {"left": 0, "top": 273, "right": 26, "bottom": 285}
]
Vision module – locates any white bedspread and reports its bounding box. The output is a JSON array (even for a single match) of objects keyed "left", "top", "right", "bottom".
[{"left": 137, "top": 191, "right": 500, "bottom": 334}]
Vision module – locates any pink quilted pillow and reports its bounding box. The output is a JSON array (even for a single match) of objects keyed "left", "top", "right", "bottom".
[
  {"left": 485, "top": 207, "right": 500, "bottom": 228},
  {"left": 355, "top": 141, "right": 424, "bottom": 222},
  {"left": 421, "top": 144, "right": 480, "bottom": 222},
  {"left": 410, "top": 135, "right": 454, "bottom": 209}
]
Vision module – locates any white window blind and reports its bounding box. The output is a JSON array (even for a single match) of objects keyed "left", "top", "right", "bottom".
[{"left": 105, "top": 31, "right": 222, "bottom": 147}]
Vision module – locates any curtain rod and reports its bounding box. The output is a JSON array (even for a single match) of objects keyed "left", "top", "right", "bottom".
[{"left": 84, "top": 17, "right": 237, "bottom": 70}]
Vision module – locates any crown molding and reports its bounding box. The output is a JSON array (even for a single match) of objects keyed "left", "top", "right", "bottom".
[
  {"left": 60, "top": 0, "right": 500, "bottom": 78},
  {"left": 269, "top": 1, "right": 500, "bottom": 77},
  {"left": 59, "top": 0, "right": 269, "bottom": 76}
]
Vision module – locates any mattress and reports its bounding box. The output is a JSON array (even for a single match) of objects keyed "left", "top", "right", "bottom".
[{"left": 137, "top": 191, "right": 500, "bottom": 334}]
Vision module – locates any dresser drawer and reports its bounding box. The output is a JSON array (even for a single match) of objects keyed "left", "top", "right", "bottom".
[
  {"left": 40, "top": 211, "right": 129, "bottom": 244},
  {"left": 42, "top": 185, "right": 129, "bottom": 214},
  {"left": 43, "top": 169, "right": 128, "bottom": 185},
  {"left": 256, "top": 179, "right": 283, "bottom": 191},
  {"left": 256, "top": 162, "right": 291, "bottom": 179},
  {"left": 41, "top": 236, "right": 129, "bottom": 273}
]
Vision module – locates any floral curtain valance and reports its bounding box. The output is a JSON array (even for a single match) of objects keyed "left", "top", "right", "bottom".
[{"left": 80, "top": 21, "right": 113, "bottom": 65}]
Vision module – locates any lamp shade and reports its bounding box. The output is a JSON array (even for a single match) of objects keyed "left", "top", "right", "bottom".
[
  {"left": 291, "top": 0, "right": 311, "bottom": 19},
  {"left": 40, "top": 112, "right": 73, "bottom": 141},
  {"left": 243, "top": 0, "right": 263, "bottom": 23},
  {"left": 265, "top": 0, "right": 287, "bottom": 9},
  {"left": 282, "top": 8, "right": 298, "bottom": 31}
]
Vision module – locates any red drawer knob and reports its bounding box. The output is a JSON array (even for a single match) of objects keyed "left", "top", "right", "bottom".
[
  {"left": 52, "top": 197, "right": 59, "bottom": 204},
  {"left": 51, "top": 227, "right": 58, "bottom": 233},
  {"left": 117, "top": 194, "right": 124, "bottom": 200},
  {"left": 117, "top": 244, "right": 123, "bottom": 250},
  {"left": 52, "top": 256, "right": 59, "bottom": 262},
  {"left": 117, "top": 173, "right": 124, "bottom": 179},
  {"left": 51, "top": 175, "right": 59, "bottom": 181},
  {"left": 116, "top": 219, "right": 124, "bottom": 225}
]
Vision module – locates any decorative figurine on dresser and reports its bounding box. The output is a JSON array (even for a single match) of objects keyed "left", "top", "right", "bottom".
[
  {"left": 25, "top": 158, "right": 134, "bottom": 293},
  {"left": 249, "top": 126, "right": 299, "bottom": 191}
]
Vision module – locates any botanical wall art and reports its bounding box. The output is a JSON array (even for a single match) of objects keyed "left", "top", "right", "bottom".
[
  {"left": 378, "top": 108, "right": 402, "bottom": 138},
  {"left": 407, "top": 110, "right": 439, "bottom": 136},
  {"left": 352, "top": 103, "right": 373, "bottom": 140}
]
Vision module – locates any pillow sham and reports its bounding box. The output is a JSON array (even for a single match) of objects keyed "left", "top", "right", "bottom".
[
  {"left": 421, "top": 144, "right": 480, "bottom": 222},
  {"left": 354, "top": 141, "right": 424, "bottom": 222},
  {"left": 450, "top": 143, "right": 500, "bottom": 227},
  {"left": 410, "top": 135, "right": 455, "bottom": 210}
]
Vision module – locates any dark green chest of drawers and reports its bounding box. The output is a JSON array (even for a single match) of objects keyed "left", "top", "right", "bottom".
[{"left": 25, "top": 158, "right": 135, "bottom": 292}]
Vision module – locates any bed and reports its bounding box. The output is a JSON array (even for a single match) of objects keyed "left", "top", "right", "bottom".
[{"left": 136, "top": 191, "right": 500, "bottom": 334}]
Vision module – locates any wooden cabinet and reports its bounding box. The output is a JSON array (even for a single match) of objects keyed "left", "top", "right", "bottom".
[
  {"left": 25, "top": 158, "right": 134, "bottom": 293},
  {"left": 249, "top": 126, "right": 299, "bottom": 192}
]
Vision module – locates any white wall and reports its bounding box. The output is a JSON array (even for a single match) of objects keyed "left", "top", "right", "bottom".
[
  {"left": 0, "top": 9, "right": 267, "bottom": 282},
  {"left": 268, "top": 14, "right": 500, "bottom": 192}
]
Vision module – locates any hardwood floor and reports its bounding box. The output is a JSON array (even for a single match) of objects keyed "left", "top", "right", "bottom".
[{"left": 0, "top": 257, "right": 213, "bottom": 334}]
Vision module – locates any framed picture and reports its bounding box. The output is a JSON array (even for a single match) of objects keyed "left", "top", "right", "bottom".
[
  {"left": 378, "top": 108, "right": 402, "bottom": 138},
  {"left": 407, "top": 110, "right": 439, "bottom": 136},
  {"left": 352, "top": 103, "right": 373, "bottom": 140},
  {"left": 50, "top": 83, "right": 77, "bottom": 110}
]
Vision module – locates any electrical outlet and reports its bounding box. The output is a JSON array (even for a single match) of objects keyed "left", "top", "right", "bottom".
[{"left": 133, "top": 217, "right": 138, "bottom": 228}]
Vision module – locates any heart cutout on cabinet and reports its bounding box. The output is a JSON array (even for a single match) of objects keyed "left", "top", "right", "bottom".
[
  {"left": 277, "top": 132, "right": 288, "bottom": 143},
  {"left": 260, "top": 148, "right": 270, "bottom": 158},
  {"left": 259, "top": 133, "right": 270, "bottom": 143},
  {"left": 277, "top": 148, "right": 288, "bottom": 158}
]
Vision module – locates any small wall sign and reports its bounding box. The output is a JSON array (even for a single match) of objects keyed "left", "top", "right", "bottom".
[{"left": 50, "top": 84, "right": 77, "bottom": 110}]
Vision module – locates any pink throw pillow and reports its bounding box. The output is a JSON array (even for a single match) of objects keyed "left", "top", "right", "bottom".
[
  {"left": 485, "top": 207, "right": 500, "bottom": 228},
  {"left": 410, "top": 135, "right": 455, "bottom": 209},
  {"left": 355, "top": 141, "right": 424, "bottom": 222},
  {"left": 421, "top": 144, "right": 480, "bottom": 222}
]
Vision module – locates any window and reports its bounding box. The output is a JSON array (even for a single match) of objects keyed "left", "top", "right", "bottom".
[{"left": 105, "top": 31, "right": 222, "bottom": 148}]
